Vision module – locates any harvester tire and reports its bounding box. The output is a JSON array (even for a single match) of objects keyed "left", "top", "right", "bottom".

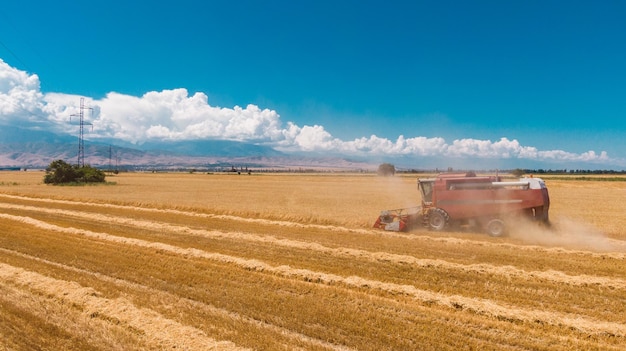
[
  {"left": 485, "top": 219, "right": 506, "bottom": 237},
  {"left": 428, "top": 208, "right": 449, "bottom": 231}
]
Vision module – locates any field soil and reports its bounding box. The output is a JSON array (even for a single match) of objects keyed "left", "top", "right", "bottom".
[{"left": 1, "top": 171, "right": 625, "bottom": 350}]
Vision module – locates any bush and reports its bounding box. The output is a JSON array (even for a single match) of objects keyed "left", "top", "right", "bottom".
[{"left": 44, "top": 160, "right": 106, "bottom": 184}]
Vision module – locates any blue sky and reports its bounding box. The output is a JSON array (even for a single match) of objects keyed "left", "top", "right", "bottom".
[{"left": 1, "top": 0, "right": 625, "bottom": 169}]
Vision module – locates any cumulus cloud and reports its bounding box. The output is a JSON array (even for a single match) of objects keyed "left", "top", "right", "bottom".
[
  {"left": 537, "top": 150, "right": 609, "bottom": 162},
  {"left": 0, "top": 59, "right": 45, "bottom": 126},
  {"left": 0, "top": 59, "right": 618, "bottom": 166},
  {"left": 446, "top": 138, "right": 537, "bottom": 158},
  {"left": 42, "top": 89, "right": 285, "bottom": 144}
]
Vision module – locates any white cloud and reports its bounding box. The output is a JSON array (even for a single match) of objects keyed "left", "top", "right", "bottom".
[
  {"left": 93, "top": 90, "right": 285, "bottom": 143},
  {"left": 0, "top": 59, "right": 45, "bottom": 125},
  {"left": 445, "top": 137, "right": 538, "bottom": 159},
  {"left": 0, "top": 59, "right": 618, "bottom": 166},
  {"left": 537, "top": 149, "right": 609, "bottom": 162},
  {"left": 291, "top": 125, "right": 339, "bottom": 151},
  {"left": 338, "top": 135, "right": 447, "bottom": 156}
]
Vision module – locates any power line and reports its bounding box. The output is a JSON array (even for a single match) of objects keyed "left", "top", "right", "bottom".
[{"left": 0, "top": 40, "right": 31, "bottom": 72}]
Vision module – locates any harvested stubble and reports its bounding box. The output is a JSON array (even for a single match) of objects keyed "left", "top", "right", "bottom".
[{"left": 1, "top": 171, "right": 625, "bottom": 350}]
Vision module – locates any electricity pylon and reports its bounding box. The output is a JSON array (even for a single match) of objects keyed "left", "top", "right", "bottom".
[{"left": 70, "top": 97, "right": 93, "bottom": 167}]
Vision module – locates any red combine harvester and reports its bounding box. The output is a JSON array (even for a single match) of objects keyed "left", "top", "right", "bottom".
[{"left": 373, "top": 172, "right": 550, "bottom": 236}]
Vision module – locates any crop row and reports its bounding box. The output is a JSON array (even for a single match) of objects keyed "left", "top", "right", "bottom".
[{"left": 1, "top": 193, "right": 625, "bottom": 350}]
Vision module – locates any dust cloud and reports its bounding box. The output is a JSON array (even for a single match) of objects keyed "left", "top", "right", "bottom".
[
  {"left": 374, "top": 175, "right": 421, "bottom": 211},
  {"left": 507, "top": 216, "right": 625, "bottom": 253}
]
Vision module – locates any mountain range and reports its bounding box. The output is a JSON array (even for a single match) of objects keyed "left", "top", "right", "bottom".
[
  {"left": 0, "top": 126, "right": 376, "bottom": 171},
  {"left": 1, "top": 126, "right": 621, "bottom": 172}
]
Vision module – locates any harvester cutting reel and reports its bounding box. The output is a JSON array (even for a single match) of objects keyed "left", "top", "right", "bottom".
[
  {"left": 373, "top": 207, "right": 423, "bottom": 232},
  {"left": 373, "top": 206, "right": 452, "bottom": 232}
]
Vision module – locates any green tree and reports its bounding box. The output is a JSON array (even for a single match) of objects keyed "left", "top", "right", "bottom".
[
  {"left": 80, "top": 165, "right": 106, "bottom": 182},
  {"left": 44, "top": 160, "right": 78, "bottom": 184},
  {"left": 377, "top": 163, "right": 396, "bottom": 176},
  {"left": 44, "top": 160, "right": 106, "bottom": 184}
]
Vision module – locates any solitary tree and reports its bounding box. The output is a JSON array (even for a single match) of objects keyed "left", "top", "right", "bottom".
[
  {"left": 44, "top": 160, "right": 106, "bottom": 184},
  {"left": 377, "top": 163, "right": 396, "bottom": 176}
]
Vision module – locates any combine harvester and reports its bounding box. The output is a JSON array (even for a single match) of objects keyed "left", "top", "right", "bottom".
[{"left": 373, "top": 172, "right": 550, "bottom": 236}]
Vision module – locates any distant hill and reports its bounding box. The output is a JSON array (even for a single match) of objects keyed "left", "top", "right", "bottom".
[
  {"left": 3, "top": 125, "right": 616, "bottom": 172},
  {"left": 0, "top": 126, "right": 375, "bottom": 171},
  {"left": 138, "top": 139, "right": 284, "bottom": 158},
  {"left": 0, "top": 125, "right": 75, "bottom": 144}
]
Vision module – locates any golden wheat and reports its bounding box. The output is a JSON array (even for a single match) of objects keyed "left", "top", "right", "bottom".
[
  {"left": 1, "top": 171, "right": 626, "bottom": 350},
  {"left": 2, "top": 201, "right": 624, "bottom": 291}
]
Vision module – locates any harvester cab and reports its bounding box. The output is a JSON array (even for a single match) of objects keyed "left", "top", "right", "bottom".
[
  {"left": 374, "top": 172, "right": 550, "bottom": 236},
  {"left": 417, "top": 179, "right": 434, "bottom": 205}
]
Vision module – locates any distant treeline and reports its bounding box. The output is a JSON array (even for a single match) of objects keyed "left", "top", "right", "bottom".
[
  {"left": 513, "top": 168, "right": 626, "bottom": 175},
  {"left": 399, "top": 168, "right": 626, "bottom": 175},
  {"left": 18, "top": 164, "right": 623, "bottom": 175}
]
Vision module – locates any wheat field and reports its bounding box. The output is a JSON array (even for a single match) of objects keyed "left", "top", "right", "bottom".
[{"left": 1, "top": 171, "right": 625, "bottom": 350}]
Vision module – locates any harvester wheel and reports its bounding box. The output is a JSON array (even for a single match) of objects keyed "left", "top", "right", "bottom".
[
  {"left": 485, "top": 219, "right": 506, "bottom": 237},
  {"left": 428, "top": 208, "right": 449, "bottom": 231}
]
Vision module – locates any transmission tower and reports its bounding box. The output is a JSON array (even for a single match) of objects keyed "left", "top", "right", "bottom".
[{"left": 70, "top": 97, "right": 93, "bottom": 167}]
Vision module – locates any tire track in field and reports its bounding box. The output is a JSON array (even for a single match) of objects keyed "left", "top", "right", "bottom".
[
  {"left": 0, "top": 193, "right": 364, "bottom": 233},
  {"left": 2, "top": 193, "right": 625, "bottom": 258},
  {"left": 0, "top": 279, "right": 134, "bottom": 350},
  {"left": 417, "top": 234, "right": 626, "bottom": 258},
  {"left": 3, "top": 213, "right": 625, "bottom": 337},
  {"left": 1, "top": 202, "right": 625, "bottom": 290},
  {"left": 0, "top": 262, "right": 250, "bottom": 351},
  {"left": 0, "top": 247, "right": 356, "bottom": 351}
]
